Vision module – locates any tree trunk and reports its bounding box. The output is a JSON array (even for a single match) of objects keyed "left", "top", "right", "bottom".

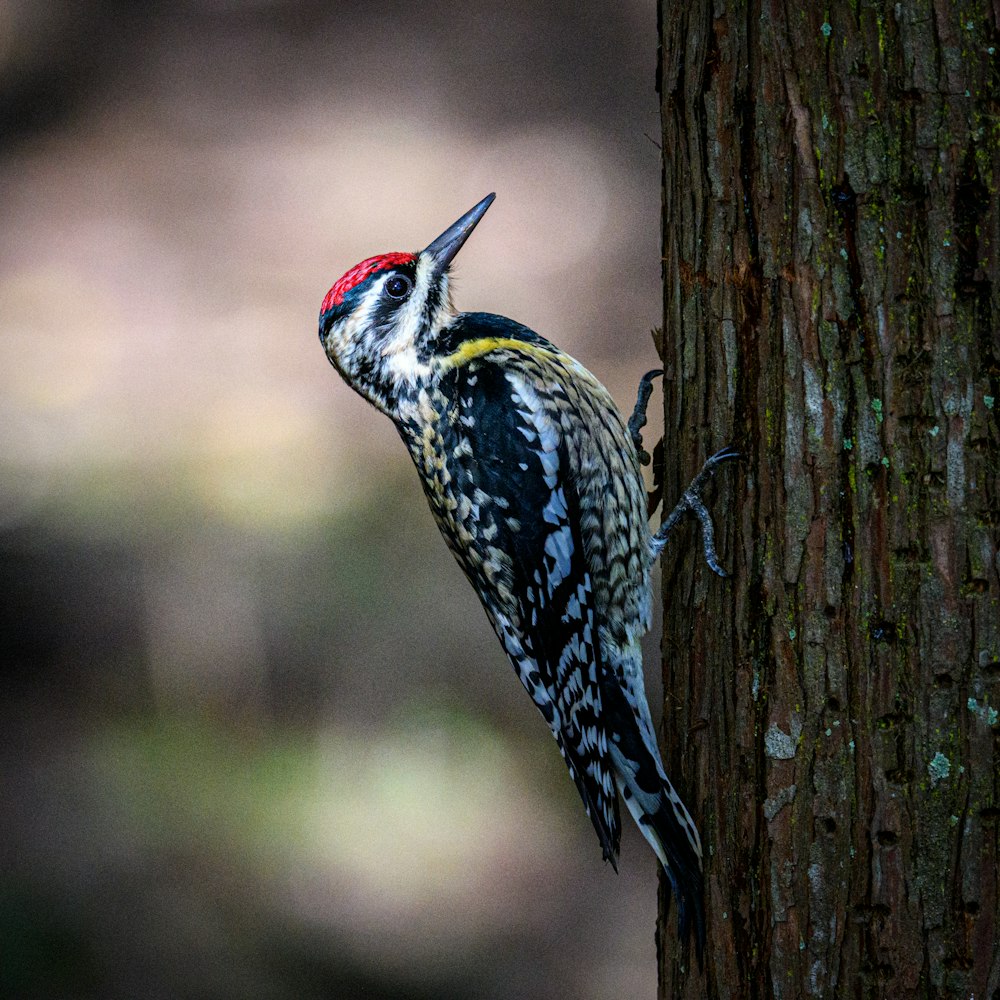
[{"left": 655, "top": 2, "right": 1000, "bottom": 997}]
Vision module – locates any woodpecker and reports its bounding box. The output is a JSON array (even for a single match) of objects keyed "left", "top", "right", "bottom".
[{"left": 318, "top": 193, "right": 734, "bottom": 964}]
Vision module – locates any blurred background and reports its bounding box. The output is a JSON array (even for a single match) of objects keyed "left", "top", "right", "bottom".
[{"left": 0, "top": 2, "right": 668, "bottom": 996}]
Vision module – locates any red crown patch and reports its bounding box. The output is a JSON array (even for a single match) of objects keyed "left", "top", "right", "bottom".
[{"left": 321, "top": 252, "right": 416, "bottom": 314}]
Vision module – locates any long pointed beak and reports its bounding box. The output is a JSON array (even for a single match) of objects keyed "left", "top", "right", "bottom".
[{"left": 423, "top": 193, "right": 495, "bottom": 277}]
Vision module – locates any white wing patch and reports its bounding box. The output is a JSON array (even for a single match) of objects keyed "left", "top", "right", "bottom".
[
  {"left": 543, "top": 525, "right": 573, "bottom": 589},
  {"left": 543, "top": 486, "right": 567, "bottom": 524},
  {"left": 506, "top": 370, "right": 574, "bottom": 592}
]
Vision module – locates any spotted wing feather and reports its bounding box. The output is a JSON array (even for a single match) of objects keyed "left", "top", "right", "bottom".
[{"left": 452, "top": 359, "right": 622, "bottom": 863}]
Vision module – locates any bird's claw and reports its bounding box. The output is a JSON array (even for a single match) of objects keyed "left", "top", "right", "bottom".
[
  {"left": 628, "top": 369, "right": 664, "bottom": 466},
  {"left": 652, "top": 445, "right": 739, "bottom": 576}
]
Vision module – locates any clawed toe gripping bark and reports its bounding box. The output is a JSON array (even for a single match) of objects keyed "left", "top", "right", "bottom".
[
  {"left": 629, "top": 370, "right": 738, "bottom": 577},
  {"left": 650, "top": 446, "right": 739, "bottom": 576},
  {"left": 627, "top": 368, "right": 664, "bottom": 467}
]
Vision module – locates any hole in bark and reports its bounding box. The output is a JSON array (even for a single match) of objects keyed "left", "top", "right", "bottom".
[
  {"left": 876, "top": 830, "right": 898, "bottom": 846},
  {"left": 964, "top": 901, "right": 980, "bottom": 915},
  {"left": 826, "top": 696, "right": 841, "bottom": 711},
  {"left": 934, "top": 671, "right": 954, "bottom": 687},
  {"left": 898, "top": 175, "right": 929, "bottom": 204},
  {"left": 854, "top": 902, "right": 891, "bottom": 928},
  {"left": 819, "top": 817, "right": 836, "bottom": 834},
  {"left": 944, "top": 953, "right": 973, "bottom": 971},
  {"left": 870, "top": 620, "right": 896, "bottom": 643},
  {"left": 876, "top": 710, "right": 911, "bottom": 729},
  {"left": 832, "top": 180, "right": 857, "bottom": 218},
  {"left": 831, "top": 174, "right": 872, "bottom": 360},
  {"left": 861, "top": 960, "right": 895, "bottom": 978},
  {"left": 885, "top": 766, "right": 913, "bottom": 784},
  {"left": 893, "top": 544, "right": 929, "bottom": 562},
  {"left": 955, "top": 145, "right": 990, "bottom": 299},
  {"left": 979, "top": 806, "right": 1000, "bottom": 822}
]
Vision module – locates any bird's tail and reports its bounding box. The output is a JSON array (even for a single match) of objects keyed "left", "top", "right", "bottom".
[{"left": 610, "top": 745, "right": 706, "bottom": 968}]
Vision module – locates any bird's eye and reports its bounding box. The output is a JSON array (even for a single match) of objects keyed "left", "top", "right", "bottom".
[{"left": 384, "top": 274, "right": 412, "bottom": 300}]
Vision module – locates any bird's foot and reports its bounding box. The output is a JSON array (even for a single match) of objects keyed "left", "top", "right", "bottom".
[
  {"left": 651, "top": 446, "right": 740, "bottom": 577},
  {"left": 627, "top": 369, "right": 664, "bottom": 466}
]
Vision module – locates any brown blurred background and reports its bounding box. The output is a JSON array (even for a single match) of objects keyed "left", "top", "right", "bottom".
[{"left": 0, "top": 2, "right": 668, "bottom": 997}]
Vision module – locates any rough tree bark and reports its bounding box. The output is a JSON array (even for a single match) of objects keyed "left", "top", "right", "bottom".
[{"left": 655, "top": 2, "right": 999, "bottom": 997}]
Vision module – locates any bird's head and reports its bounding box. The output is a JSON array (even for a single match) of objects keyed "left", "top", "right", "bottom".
[{"left": 319, "top": 192, "right": 495, "bottom": 415}]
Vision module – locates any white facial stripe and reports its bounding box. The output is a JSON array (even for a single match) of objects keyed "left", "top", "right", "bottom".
[
  {"left": 378, "top": 256, "right": 453, "bottom": 383},
  {"left": 376, "top": 261, "right": 429, "bottom": 380},
  {"left": 389, "top": 255, "right": 435, "bottom": 353}
]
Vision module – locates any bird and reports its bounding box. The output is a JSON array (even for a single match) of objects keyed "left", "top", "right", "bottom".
[{"left": 318, "top": 193, "right": 734, "bottom": 964}]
